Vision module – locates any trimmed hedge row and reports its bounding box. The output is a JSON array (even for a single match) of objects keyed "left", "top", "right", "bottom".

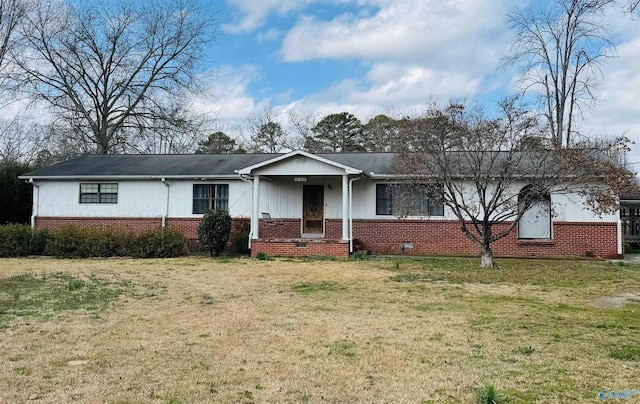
[{"left": 0, "top": 225, "right": 188, "bottom": 258}]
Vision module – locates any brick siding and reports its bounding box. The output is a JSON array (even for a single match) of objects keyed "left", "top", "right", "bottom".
[
  {"left": 352, "top": 219, "right": 620, "bottom": 258},
  {"left": 36, "top": 217, "right": 162, "bottom": 233},
  {"left": 251, "top": 239, "right": 349, "bottom": 257},
  {"left": 34, "top": 216, "right": 620, "bottom": 258}
]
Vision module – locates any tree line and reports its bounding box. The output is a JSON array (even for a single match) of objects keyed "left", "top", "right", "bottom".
[{"left": 0, "top": 0, "right": 638, "bottom": 229}]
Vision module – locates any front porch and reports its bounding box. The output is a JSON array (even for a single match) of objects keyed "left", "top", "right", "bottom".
[
  {"left": 250, "top": 217, "right": 350, "bottom": 257},
  {"left": 250, "top": 238, "right": 350, "bottom": 257},
  {"left": 237, "top": 151, "right": 363, "bottom": 257}
]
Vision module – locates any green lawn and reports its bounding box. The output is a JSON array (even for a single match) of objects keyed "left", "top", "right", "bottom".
[{"left": 0, "top": 256, "right": 638, "bottom": 403}]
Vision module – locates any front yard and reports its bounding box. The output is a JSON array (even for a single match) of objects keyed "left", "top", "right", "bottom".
[{"left": 0, "top": 256, "right": 639, "bottom": 403}]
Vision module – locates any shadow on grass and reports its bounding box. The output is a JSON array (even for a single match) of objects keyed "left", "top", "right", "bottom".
[{"left": 0, "top": 272, "right": 132, "bottom": 329}]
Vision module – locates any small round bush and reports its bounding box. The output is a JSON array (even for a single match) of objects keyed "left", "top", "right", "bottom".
[{"left": 197, "top": 209, "right": 232, "bottom": 256}]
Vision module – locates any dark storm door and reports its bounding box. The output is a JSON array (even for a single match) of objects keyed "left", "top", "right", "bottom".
[{"left": 303, "top": 185, "right": 324, "bottom": 235}]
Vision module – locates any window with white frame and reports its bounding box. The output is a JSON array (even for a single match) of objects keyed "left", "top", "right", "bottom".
[
  {"left": 193, "top": 184, "right": 229, "bottom": 214},
  {"left": 518, "top": 185, "right": 552, "bottom": 239},
  {"left": 79, "top": 183, "right": 118, "bottom": 204},
  {"left": 376, "top": 183, "right": 444, "bottom": 216}
]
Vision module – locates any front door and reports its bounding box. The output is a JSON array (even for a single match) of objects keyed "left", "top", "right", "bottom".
[{"left": 303, "top": 185, "right": 324, "bottom": 235}]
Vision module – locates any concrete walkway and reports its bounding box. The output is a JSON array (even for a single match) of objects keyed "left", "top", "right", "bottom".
[{"left": 613, "top": 253, "right": 640, "bottom": 264}]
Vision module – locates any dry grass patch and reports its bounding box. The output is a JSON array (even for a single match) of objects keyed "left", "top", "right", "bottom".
[{"left": 0, "top": 256, "right": 638, "bottom": 403}]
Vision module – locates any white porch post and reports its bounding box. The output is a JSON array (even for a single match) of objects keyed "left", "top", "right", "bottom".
[
  {"left": 342, "top": 174, "right": 349, "bottom": 241},
  {"left": 252, "top": 175, "right": 260, "bottom": 239}
]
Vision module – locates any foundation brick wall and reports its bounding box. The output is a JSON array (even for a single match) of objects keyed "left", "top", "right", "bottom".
[
  {"left": 259, "top": 219, "right": 301, "bottom": 238},
  {"left": 251, "top": 239, "right": 349, "bottom": 257},
  {"left": 35, "top": 216, "right": 621, "bottom": 258},
  {"left": 36, "top": 216, "right": 251, "bottom": 252},
  {"left": 36, "top": 217, "right": 162, "bottom": 233},
  {"left": 352, "top": 219, "right": 620, "bottom": 258}
]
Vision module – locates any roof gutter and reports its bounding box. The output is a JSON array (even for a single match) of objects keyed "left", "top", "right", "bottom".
[{"left": 17, "top": 174, "right": 242, "bottom": 181}]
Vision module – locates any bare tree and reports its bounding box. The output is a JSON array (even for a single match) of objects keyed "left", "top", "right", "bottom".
[
  {"left": 287, "top": 109, "right": 316, "bottom": 150},
  {"left": 624, "top": 0, "right": 639, "bottom": 12},
  {"left": 363, "top": 114, "right": 400, "bottom": 152},
  {"left": 394, "top": 100, "right": 634, "bottom": 268},
  {"left": 504, "top": 0, "right": 615, "bottom": 148},
  {"left": 0, "top": 0, "right": 27, "bottom": 92},
  {"left": 12, "top": 0, "right": 216, "bottom": 154},
  {"left": 0, "top": 117, "right": 49, "bottom": 163},
  {"left": 245, "top": 107, "right": 289, "bottom": 153},
  {"left": 126, "top": 101, "right": 211, "bottom": 154}
]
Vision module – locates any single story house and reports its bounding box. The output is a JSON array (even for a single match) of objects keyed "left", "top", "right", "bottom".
[{"left": 19, "top": 150, "right": 622, "bottom": 258}]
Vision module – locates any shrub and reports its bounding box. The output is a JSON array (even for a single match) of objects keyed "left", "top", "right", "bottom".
[
  {"left": 255, "top": 251, "right": 268, "bottom": 260},
  {"left": 45, "top": 226, "right": 91, "bottom": 258},
  {"left": 352, "top": 250, "right": 367, "bottom": 260},
  {"left": 44, "top": 226, "right": 188, "bottom": 258},
  {"left": 476, "top": 384, "right": 508, "bottom": 404},
  {"left": 197, "top": 209, "right": 232, "bottom": 256},
  {"left": 231, "top": 230, "right": 250, "bottom": 254},
  {"left": 0, "top": 224, "right": 32, "bottom": 257},
  {"left": 132, "top": 228, "right": 188, "bottom": 258},
  {"left": 29, "top": 228, "right": 49, "bottom": 255}
]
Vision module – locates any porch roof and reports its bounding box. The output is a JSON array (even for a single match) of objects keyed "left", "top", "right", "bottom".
[{"left": 236, "top": 150, "right": 364, "bottom": 176}]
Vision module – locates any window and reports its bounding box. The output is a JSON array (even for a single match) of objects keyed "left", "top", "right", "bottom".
[
  {"left": 79, "top": 183, "right": 118, "bottom": 204},
  {"left": 376, "top": 184, "right": 444, "bottom": 216},
  {"left": 518, "top": 185, "right": 551, "bottom": 239},
  {"left": 193, "top": 184, "right": 229, "bottom": 214}
]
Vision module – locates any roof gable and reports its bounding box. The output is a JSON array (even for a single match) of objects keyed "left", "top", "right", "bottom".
[{"left": 236, "top": 150, "right": 362, "bottom": 175}]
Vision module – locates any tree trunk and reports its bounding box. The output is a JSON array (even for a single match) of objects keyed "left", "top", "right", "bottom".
[{"left": 480, "top": 243, "right": 495, "bottom": 268}]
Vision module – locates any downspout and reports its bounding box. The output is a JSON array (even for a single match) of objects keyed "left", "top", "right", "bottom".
[
  {"left": 161, "top": 178, "right": 169, "bottom": 228},
  {"left": 617, "top": 218, "right": 623, "bottom": 257},
  {"left": 617, "top": 198, "right": 623, "bottom": 257},
  {"left": 349, "top": 175, "right": 364, "bottom": 253},
  {"left": 29, "top": 179, "right": 39, "bottom": 229},
  {"left": 239, "top": 174, "right": 253, "bottom": 249}
]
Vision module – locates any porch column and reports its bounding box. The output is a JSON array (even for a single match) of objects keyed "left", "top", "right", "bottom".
[
  {"left": 252, "top": 175, "right": 260, "bottom": 239},
  {"left": 342, "top": 174, "right": 349, "bottom": 240}
]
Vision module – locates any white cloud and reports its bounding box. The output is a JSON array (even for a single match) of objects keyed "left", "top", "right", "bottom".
[
  {"left": 223, "top": 0, "right": 319, "bottom": 34},
  {"left": 192, "top": 65, "right": 267, "bottom": 121},
  {"left": 588, "top": 36, "right": 640, "bottom": 166},
  {"left": 256, "top": 28, "right": 284, "bottom": 42},
  {"left": 216, "top": 0, "right": 640, "bottom": 167},
  {"left": 280, "top": 0, "right": 511, "bottom": 74}
]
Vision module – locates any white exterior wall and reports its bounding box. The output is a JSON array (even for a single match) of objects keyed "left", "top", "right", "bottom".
[
  {"left": 351, "top": 179, "right": 457, "bottom": 220},
  {"left": 257, "top": 177, "right": 344, "bottom": 219},
  {"left": 36, "top": 180, "right": 166, "bottom": 217},
  {"left": 167, "top": 180, "right": 252, "bottom": 218},
  {"left": 35, "top": 179, "right": 253, "bottom": 218},
  {"left": 351, "top": 179, "right": 616, "bottom": 222},
  {"left": 33, "top": 177, "right": 617, "bottom": 223}
]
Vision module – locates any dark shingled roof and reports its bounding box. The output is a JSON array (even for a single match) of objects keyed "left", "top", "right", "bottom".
[{"left": 21, "top": 153, "right": 397, "bottom": 178}]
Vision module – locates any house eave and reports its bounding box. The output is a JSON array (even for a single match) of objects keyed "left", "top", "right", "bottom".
[{"left": 18, "top": 174, "right": 243, "bottom": 181}]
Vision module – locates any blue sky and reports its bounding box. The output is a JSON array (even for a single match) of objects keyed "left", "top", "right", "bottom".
[
  {"left": 0, "top": 0, "right": 636, "bottom": 164},
  {"left": 198, "top": 0, "right": 640, "bottom": 162}
]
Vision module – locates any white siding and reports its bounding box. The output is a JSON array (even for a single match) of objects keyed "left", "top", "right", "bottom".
[
  {"left": 351, "top": 179, "right": 616, "bottom": 222},
  {"left": 552, "top": 192, "right": 617, "bottom": 222},
  {"left": 351, "top": 179, "right": 456, "bottom": 220},
  {"left": 34, "top": 177, "right": 617, "bottom": 224},
  {"left": 257, "top": 177, "right": 344, "bottom": 219},
  {"left": 36, "top": 179, "right": 253, "bottom": 218},
  {"left": 168, "top": 180, "right": 252, "bottom": 218},
  {"left": 252, "top": 157, "right": 346, "bottom": 176},
  {"left": 37, "top": 180, "right": 166, "bottom": 217}
]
